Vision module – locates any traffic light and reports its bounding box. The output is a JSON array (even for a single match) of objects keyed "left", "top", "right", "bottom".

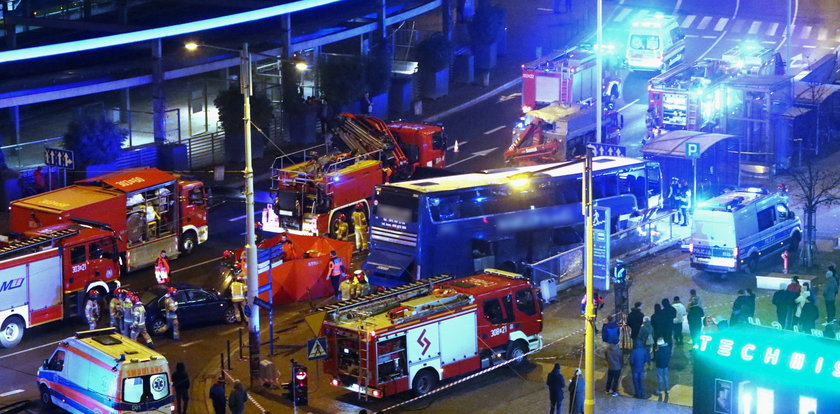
[
  {"left": 283, "top": 360, "right": 308, "bottom": 406},
  {"left": 613, "top": 260, "right": 626, "bottom": 285}
]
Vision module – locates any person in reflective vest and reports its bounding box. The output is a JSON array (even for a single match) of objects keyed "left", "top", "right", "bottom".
[
  {"left": 340, "top": 273, "right": 356, "bottom": 301},
  {"left": 84, "top": 290, "right": 100, "bottom": 330},
  {"left": 351, "top": 203, "right": 368, "bottom": 251},
  {"left": 163, "top": 287, "right": 180, "bottom": 340},
  {"left": 155, "top": 250, "right": 171, "bottom": 284},
  {"left": 230, "top": 277, "right": 247, "bottom": 324},
  {"left": 326, "top": 250, "right": 345, "bottom": 300},
  {"left": 334, "top": 214, "right": 349, "bottom": 241},
  {"left": 131, "top": 296, "right": 155, "bottom": 348},
  {"left": 122, "top": 292, "right": 135, "bottom": 335},
  {"left": 353, "top": 269, "right": 371, "bottom": 298},
  {"left": 109, "top": 289, "right": 124, "bottom": 332}
]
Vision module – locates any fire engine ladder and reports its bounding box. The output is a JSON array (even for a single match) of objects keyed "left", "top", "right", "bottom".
[
  {"left": 0, "top": 228, "right": 80, "bottom": 260},
  {"left": 336, "top": 115, "right": 408, "bottom": 167},
  {"left": 356, "top": 310, "right": 374, "bottom": 401},
  {"left": 560, "top": 66, "right": 573, "bottom": 102}
]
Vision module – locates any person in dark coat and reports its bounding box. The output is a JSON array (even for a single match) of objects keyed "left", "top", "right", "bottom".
[
  {"left": 546, "top": 363, "right": 565, "bottom": 414},
  {"left": 651, "top": 304, "right": 671, "bottom": 344},
  {"left": 638, "top": 316, "right": 653, "bottom": 349},
  {"left": 171, "top": 362, "right": 190, "bottom": 414},
  {"left": 601, "top": 315, "right": 620, "bottom": 345},
  {"left": 568, "top": 369, "right": 585, "bottom": 414},
  {"left": 654, "top": 339, "right": 671, "bottom": 397},
  {"left": 730, "top": 290, "right": 750, "bottom": 326},
  {"left": 800, "top": 297, "right": 820, "bottom": 333},
  {"left": 744, "top": 289, "right": 756, "bottom": 320},
  {"left": 660, "top": 299, "right": 676, "bottom": 344},
  {"left": 228, "top": 380, "right": 247, "bottom": 414},
  {"left": 627, "top": 302, "right": 644, "bottom": 341},
  {"left": 687, "top": 298, "right": 705, "bottom": 345},
  {"left": 208, "top": 376, "right": 227, "bottom": 414},
  {"left": 605, "top": 343, "right": 623, "bottom": 395},
  {"left": 772, "top": 284, "right": 797, "bottom": 329},
  {"left": 630, "top": 341, "right": 651, "bottom": 398}
]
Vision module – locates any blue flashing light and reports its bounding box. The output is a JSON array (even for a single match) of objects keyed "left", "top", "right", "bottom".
[
  {"left": 0, "top": 0, "right": 342, "bottom": 63},
  {"left": 332, "top": 176, "right": 340, "bottom": 183}
]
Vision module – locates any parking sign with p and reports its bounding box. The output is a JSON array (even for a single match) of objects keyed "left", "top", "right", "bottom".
[{"left": 685, "top": 142, "right": 701, "bottom": 159}]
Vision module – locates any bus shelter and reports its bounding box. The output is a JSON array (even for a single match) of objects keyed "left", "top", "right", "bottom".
[
  {"left": 694, "top": 324, "right": 840, "bottom": 414},
  {"left": 641, "top": 130, "right": 740, "bottom": 200}
]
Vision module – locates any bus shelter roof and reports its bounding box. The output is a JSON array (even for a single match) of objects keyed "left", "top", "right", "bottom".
[{"left": 641, "top": 130, "right": 737, "bottom": 159}]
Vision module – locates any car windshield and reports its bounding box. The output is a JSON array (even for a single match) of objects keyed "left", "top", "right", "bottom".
[
  {"left": 122, "top": 373, "right": 170, "bottom": 403},
  {"left": 629, "top": 34, "right": 660, "bottom": 51}
]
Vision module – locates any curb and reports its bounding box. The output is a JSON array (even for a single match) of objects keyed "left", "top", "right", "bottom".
[{"left": 422, "top": 77, "right": 522, "bottom": 123}]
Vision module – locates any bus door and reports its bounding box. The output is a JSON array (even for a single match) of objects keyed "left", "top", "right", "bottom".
[{"left": 645, "top": 163, "right": 663, "bottom": 211}]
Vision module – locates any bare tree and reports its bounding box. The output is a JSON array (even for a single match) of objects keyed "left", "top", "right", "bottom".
[{"left": 787, "top": 161, "right": 840, "bottom": 267}]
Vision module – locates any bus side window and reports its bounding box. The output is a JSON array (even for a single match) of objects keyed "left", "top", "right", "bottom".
[{"left": 646, "top": 164, "right": 662, "bottom": 197}]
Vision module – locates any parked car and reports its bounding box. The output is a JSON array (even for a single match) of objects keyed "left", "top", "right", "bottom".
[{"left": 140, "top": 283, "right": 237, "bottom": 336}]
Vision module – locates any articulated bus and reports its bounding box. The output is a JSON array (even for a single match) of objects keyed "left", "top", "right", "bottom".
[{"left": 363, "top": 156, "right": 663, "bottom": 288}]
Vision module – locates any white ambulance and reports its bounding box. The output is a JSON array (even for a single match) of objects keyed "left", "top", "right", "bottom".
[
  {"left": 690, "top": 189, "right": 801, "bottom": 274},
  {"left": 37, "top": 328, "right": 174, "bottom": 414},
  {"left": 626, "top": 13, "right": 685, "bottom": 72}
]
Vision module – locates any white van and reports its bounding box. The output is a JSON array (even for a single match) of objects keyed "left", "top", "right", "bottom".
[
  {"left": 626, "top": 13, "right": 685, "bottom": 72},
  {"left": 690, "top": 189, "right": 801, "bottom": 274},
  {"left": 37, "top": 327, "right": 173, "bottom": 414}
]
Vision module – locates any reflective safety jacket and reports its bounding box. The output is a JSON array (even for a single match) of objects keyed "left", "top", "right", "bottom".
[
  {"left": 231, "top": 281, "right": 246, "bottom": 302},
  {"left": 132, "top": 304, "right": 146, "bottom": 326},
  {"left": 164, "top": 296, "right": 178, "bottom": 319}
]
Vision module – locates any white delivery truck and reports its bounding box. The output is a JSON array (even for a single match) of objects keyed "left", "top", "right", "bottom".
[
  {"left": 37, "top": 328, "right": 173, "bottom": 414},
  {"left": 690, "top": 189, "right": 801, "bottom": 274}
]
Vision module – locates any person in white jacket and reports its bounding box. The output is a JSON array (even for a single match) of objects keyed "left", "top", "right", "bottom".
[
  {"left": 671, "top": 296, "right": 687, "bottom": 346},
  {"left": 794, "top": 283, "right": 812, "bottom": 326}
]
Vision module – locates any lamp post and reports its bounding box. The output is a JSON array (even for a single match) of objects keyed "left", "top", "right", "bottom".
[{"left": 185, "top": 41, "right": 307, "bottom": 388}]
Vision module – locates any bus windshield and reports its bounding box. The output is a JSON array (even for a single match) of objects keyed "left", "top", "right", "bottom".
[
  {"left": 629, "top": 34, "right": 660, "bottom": 51},
  {"left": 374, "top": 189, "right": 419, "bottom": 223},
  {"left": 122, "top": 373, "right": 170, "bottom": 403}
]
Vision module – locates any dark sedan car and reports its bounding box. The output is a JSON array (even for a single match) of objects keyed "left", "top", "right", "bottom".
[{"left": 140, "top": 283, "right": 238, "bottom": 336}]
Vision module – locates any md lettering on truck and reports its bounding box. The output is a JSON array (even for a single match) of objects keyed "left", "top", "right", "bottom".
[{"left": 0, "top": 277, "right": 25, "bottom": 292}]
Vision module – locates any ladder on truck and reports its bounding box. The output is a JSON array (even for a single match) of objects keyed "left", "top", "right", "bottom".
[
  {"left": 0, "top": 228, "right": 80, "bottom": 260},
  {"left": 356, "top": 311, "right": 374, "bottom": 401},
  {"left": 560, "top": 66, "right": 573, "bottom": 103},
  {"left": 336, "top": 114, "right": 408, "bottom": 168}
]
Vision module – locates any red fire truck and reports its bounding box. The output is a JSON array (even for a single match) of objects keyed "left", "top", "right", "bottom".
[
  {"left": 315, "top": 270, "right": 543, "bottom": 398},
  {"left": 9, "top": 167, "right": 209, "bottom": 272},
  {"left": 648, "top": 59, "right": 730, "bottom": 131},
  {"left": 262, "top": 114, "right": 447, "bottom": 236},
  {"left": 521, "top": 44, "right": 623, "bottom": 113},
  {"left": 0, "top": 225, "right": 122, "bottom": 348}
]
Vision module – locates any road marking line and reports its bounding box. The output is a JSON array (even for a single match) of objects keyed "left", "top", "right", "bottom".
[
  {"left": 800, "top": 25, "right": 812, "bottom": 39},
  {"left": 697, "top": 16, "right": 712, "bottom": 30},
  {"left": 731, "top": 19, "right": 745, "bottom": 33},
  {"left": 448, "top": 148, "right": 499, "bottom": 167},
  {"left": 673, "top": 0, "right": 683, "bottom": 15},
  {"left": 685, "top": 34, "right": 699, "bottom": 38},
  {"left": 0, "top": 389, "right": 24, "bottom": 397},
  {"left": 762, "top": 40, "right": 777, "bottom": 45},
  {"left": 766, "top": 22, "right": 779, "bottom": 36},
  {"left": 484, "top": 125, "right": 507, "bottom": 135},
  {"left": 614, "top": 7, "right": 632, "bottom": 22},
  {"left": 172, "top": 256, "right": 222, "bottom": 274},
  {"left": 802, "top": 45, "right": 817, "bottom": 48},
  {"left": 747, "top": 21, "right": 761, "bottom": 35},
  {"left": 713, "top": 18, "right": 729, "bottom": 32},
  {"left": 536, "top": 7, "right": 553, "bottom": 12},
  {"left": 228, "top": 214, "right": 247, "bottom": 222},
  {"left": 179, "top": 340, "right": 202, "bottom": 347},
  {"left": 616, "top": 99, "right": 639, "bottom": 113},
  {"left": 817, "top": 27, "right": 828, "bottom": 41},
  {"left": 680, "top": 15, "right": 695, "bottom": 29},
  {"left": 0, "top": 339, "right": 61, "bottom": 360},
  {"left": 702, "top": 35, "right": 717, "bottom": 39},
  {"left": 447, "top": 140, "right": 468, "bottom": 151}
]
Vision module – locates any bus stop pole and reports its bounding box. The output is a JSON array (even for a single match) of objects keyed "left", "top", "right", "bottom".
[
  {"left": 692, "top": 158, "right": 697, "bottom": 213},
  {"left": 583, "top": 148, "right": 595, "bottom": 414}
]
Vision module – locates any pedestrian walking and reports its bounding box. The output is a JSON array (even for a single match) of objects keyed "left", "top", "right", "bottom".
[
  {"left": 801, "top": 297, "right": 819, "bottom": 333},
  {"left": 230, "top": 276, "right": 248, "bottom": 324},
  {"left": 654, "top": 338, "right": 671, "bottom": 397},
  {"left": 823, "top": 270, "right": 838, "bottom": 323},
  {"left": 228, "top": 380, "right": 248, "bottom": 414},
  {"left": 660, "top": 298, "right": 676, "bottom": 344},
  {"left": 667, "top": 177, "right": 679, "bottom": 215},
  {"left": 155, "top": 250, "right": 171, "bottom": 284},
  {"left": 326, "top": 250, "right": 345, "bottom": 300},
  {"left": 627, "top": 302, "right": 644, "bottom": 341},
  {"left": 352, "top": 203, "right": 369, "bottom": 251},
  {"left": 787, "top": 276, "right": 802, "bottom": 294},
  {"left": 209, "top": 376, "right": 227, "bottom": 414},
  {"left": 689, "top": 289, "right": 703, "bottom": 309},
  {"left": 568, "top": 369, "right": 584, "bottom": 414},
  {"left": 795, "top": 283, "right": 812, "bottom": 326},
  {"left": 677, "top": 180, "right": 691, "bottom": 226},
  {"left": 131, "top": 296, "right": 155, "bottom": 348},
  {"left": 687, "top": 297, "right": 705, "bottom": 345},
  {"left": 601, "top": 315, "right": 620, "bottom": 345},
  {"left": 630, "top": 341, "right": 650, "bottom": 399},
  {"left": 772, "top": 283, "right": 797, "bottom": 329},
  {"left": 172, "top": 362, "right": 190, "bottom": 414},
  {"left": 671, "top": 296, "right": 686, "bottom": 346},
  {"left": 546, "top": 363, "right": 565, "bottom": 414},
  {"left": 638, "top": 316, "right": 653, "bottom": 349},
  {"left": 163, "top": 287, "right": 180, "bottom": 340},
  {"left": 605, "top": 343, "right": 623, "bottom": 396},
  {"left": 84, "top": 290, "right": 100, "bottom": 330},
  {"left": 109, "top": 289, "right": 123, "bottom": 333}
]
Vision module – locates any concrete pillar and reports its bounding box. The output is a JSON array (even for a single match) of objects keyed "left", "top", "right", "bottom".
[
  {"left": 377, "top": 0, "right": 387, "bottom": 41},
  {"left": 2, "top": 2, "right": 16, "bottom": 50},
  {"left": 281, "top": 14, "right": 292, "bottom": 59},
  {"left": 83, "top": 0, "right": 92, "bottom": 19},
  {"left": 442, "top": 0, "right": 453, "bottom": 41},
  {"left": 11, "top": 106, "right": 20, "bottom": 145},
  {"left": 151, "top": 39, "right": 166, "bottom": 144}
]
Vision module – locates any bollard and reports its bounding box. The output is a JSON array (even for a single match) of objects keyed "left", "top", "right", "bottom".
[
  {"left": 226, "top": 340, "right": 232, "bottom": 370},
  {"left": 239, "top": 328, "right": 244, "bottom": 360},
  {"left": 220, "top": 353, "right": 224, "bottom": 374}
]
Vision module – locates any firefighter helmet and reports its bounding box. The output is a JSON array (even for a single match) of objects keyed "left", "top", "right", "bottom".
[
  {"left": 167, "top": 287, "right": 177, "bottom": 295},
  {"left": 338, "top": 213, "right": 346, "bottom": 221},
  {"left": 354, "top": 269, "right": 364, "bottom": 276},
  {"left": 133, "top": 295, "right": 142, "bottom": 304},
  {"left": 223, "top": 250, "right": 234, "bottom": 259},
  {"left": 355, "top": 202, "right": 363, "bottom": 211}
]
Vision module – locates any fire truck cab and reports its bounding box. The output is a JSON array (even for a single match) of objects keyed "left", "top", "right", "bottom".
[
  {"left": 318, "top": 270, "right": 543, "bottom": 398},
  {"left": 648, "top": 59, "right": 729, "bottom": 131},
  {"left": 626, "top": 13, "right": 685, "bottom": 72}
]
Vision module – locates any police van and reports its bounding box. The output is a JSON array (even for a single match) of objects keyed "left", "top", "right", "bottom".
[
  {"left": 626, "top": 13, "right": 685, "bottom": 72},
  {"left": 690, "top": 189, "right": 801, "bottom": 274},
  {"left": 37, "top": 328, "right": 173, "bottom": 414}
]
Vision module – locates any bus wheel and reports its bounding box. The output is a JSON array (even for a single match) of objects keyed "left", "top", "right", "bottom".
[
  {"left": 412, "top": 369, "right": 438, "bottom": 396},
  {"left": 0, "top": 316, "right": 25, "bottom": 348},
  {"left": 40, "top": 385, "right": 54, "bottom": 407}
]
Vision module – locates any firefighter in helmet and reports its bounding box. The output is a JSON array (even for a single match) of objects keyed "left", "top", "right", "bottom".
[
  {"left": 334, "top": 213, "right": 349, "bottom": 241},
  {"left": 109, "top": 289, "right": 124, "bottom": 333},
  {"left": 353, "top": 269, "right": 371, "bottom": 298},
  {"left": 326, "top": 250, "right": 345, "bottom": 300},
  {"left": 278, "top": 232, "right": 298, "bottom": 261},
  {"left": 351, "top": 203, "right": 368, "bottom": 251},
  {"left": 122, "top": 290, "right": 135, "bottom": 335},
  {"left": 230, "top": 276, "right": 248, "bottom": 324},
  {"left": 163, "top": 287, "right": 180, "bottom": 340},
  {"left": 155, "top": 250, "right": 171, "bottom": 284},
  {"left": 131, "top": 295, "right": 155, "bottom": 348},
  {"left": 339, "top": 271, "right": 356, "bottom": 301},
  {"left": 85, "top": 290, "right": 101, "bottom": 330}
]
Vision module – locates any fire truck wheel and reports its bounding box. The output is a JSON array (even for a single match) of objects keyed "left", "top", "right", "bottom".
[
  {"left": 506, "top": 340, "right": 528, "bottom": 366},
  {"left": 0, "top": 317, "right": 25, "bottom": 349},
  {"left": 40, "top": 385, "right": 54, "bottom": 407},
  {"left": 179, "top": 231, "right": 198, "bottom": 255},
  {"left": 411, "top": 369, "right": 438, "bottom": 396}
]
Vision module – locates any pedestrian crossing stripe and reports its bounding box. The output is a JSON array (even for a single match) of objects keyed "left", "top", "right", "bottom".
[{"left": 307, "top": 337, "right": 328, "bottom": 360}]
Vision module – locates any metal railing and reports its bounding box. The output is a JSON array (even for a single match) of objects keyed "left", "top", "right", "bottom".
[
  {"left": 0, "top": 136, "right": 64, "bottom": 170},
  {"left": 529, "top": 211, "right": 687, "bottom": 286},
  {"left": 184, "top": 131, "right": 226, "bottom": 170}
]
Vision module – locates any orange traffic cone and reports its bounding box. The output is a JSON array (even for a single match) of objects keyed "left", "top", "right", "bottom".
[{"left": 453, "top": 140, "right": 460, "bottom": 153}]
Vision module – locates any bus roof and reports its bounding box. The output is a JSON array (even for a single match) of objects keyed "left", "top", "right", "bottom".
[{"left": 387, "top": 156, "right": 646, "bottom": 194}]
